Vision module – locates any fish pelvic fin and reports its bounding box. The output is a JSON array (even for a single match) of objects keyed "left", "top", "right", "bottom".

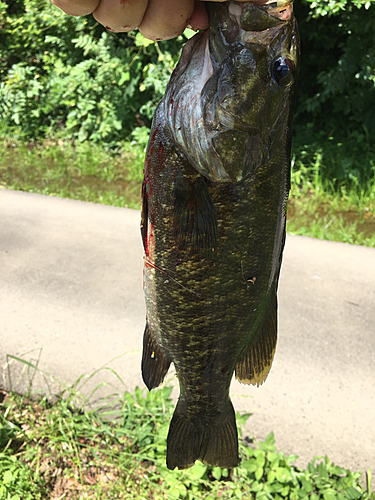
[
  {"left": 235, "top": 295, "right": 278, "bottom": 387},
  {"left": 141, "top": 322, "right": 171, "bottom": 391},
  {"left": 166, "top": 398, "right": 239, "bottom": 470}
]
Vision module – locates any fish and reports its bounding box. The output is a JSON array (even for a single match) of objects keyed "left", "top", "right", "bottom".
[{"left": 140, "top": 0, "right": 299, "bottom": 470}]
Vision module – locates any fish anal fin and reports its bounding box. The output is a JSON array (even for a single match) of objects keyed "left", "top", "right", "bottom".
[
  {"left": 141, "top": 322, "right": 171, "bottom": 391},
  {"left": 166, "top": 399, "right": 239, "bottom": 470},
  {"left": 235, "top": 296, "right": 278, "bottom": 387}
]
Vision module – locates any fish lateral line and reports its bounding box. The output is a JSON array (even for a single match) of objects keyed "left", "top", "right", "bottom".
[{"left": 143, "top": 257, "right": 202, "bottom": 297}]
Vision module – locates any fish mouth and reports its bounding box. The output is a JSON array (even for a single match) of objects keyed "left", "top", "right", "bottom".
[
  {"left": 174, "top": 1, "right": 296, "bottom": 95},
  {"left": 223, "top": 1, "right": 294, "bottom": 47},
  {"left": 241, "top": 0, "right": 293, "bottom": 20}
]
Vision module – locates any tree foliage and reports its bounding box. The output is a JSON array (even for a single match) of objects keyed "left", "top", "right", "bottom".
[
  {"left": 0, "top": 0, "right": 183, "bottom": 143},
  {"left": 293, "top": 0, "right": 375, "bottom": 185},
  {"left": 0, "top": 0, "right": 374, "bottom": 185},
  {"left": 295, "top": 0, "right": 375, "bottom": 137}
]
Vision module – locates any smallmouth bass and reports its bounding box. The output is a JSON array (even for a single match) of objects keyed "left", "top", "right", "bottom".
[{"left": 140, "top": 0, "right": 299, "bottom": 470}]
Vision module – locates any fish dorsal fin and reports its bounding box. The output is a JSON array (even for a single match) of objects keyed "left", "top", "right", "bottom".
[
  {"left": 173, "top": 175, "right": 217, "bottom": 255},
  {"left": 141, "top": 322, "right": 171, "bottom": 391},
  {"left": 235, "top": 296, "right": 278, "bottom": 387}
]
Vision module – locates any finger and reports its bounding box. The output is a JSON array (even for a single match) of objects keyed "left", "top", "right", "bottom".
[
  {"left": 93, "top": 0, "right": 149, "bottom": 32},
  {"left": 189, "top": 1, "right": 209, "bottom": 31},
  {"left": 139, "top": 0, "right": 195, "bottom": 41},
  {"left": 50, "top": 0, "right": 100, "bottom": 16}
]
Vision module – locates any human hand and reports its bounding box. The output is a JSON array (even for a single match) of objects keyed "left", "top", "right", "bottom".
[{"left": 50, "top": 0, "right": 250, "bottom": 41}]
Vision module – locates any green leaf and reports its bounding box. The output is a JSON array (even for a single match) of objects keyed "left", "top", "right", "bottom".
[
  {"left": 267, "top": 470, "right": 276, "bottom": 482},
  {"left": 323, "top": 491, "right": 337, "bottom": 500},
  {"left": 281, "top": 485, "right": 290, "bottom": 496},
  {"left": 251, "top": 481, "right": 263, "bottom": 492},
  {"left": 255, "top": 466, "right": 264, "bottom": 480},
  {"left": 344, "top": 486, "right": 362, "bottom": 499},
  {"left": 212, "top": 467, "right": 222, "bottom": 480},
  {"left": 266, "top": 432, "right": 276, "bottom": 447},
  {"left": 135, "top": 32, "right": 154, "bottom": 47},
  {"left": 236, "top": 412, "right": 252, "bottom": 427},
  {"left": 254, "top": 449, "right": 266, "bottom": 467},
  {"left": 189, "top": 461, "right": 207, "bottom": 479},
  {"left": 287, "top": 454, "right": 299, "bottom": 465},
  {"left": 268, "top": 451, "right": 278, "bottom": 463},
  {"left": 300, "top": 477, "right": 314, "bottom": 493},
  {"left": 3, "top": 469, "right": 13, "bottom": 484},
  {"left": 242, "top": 459, "right": 258, "bottom": 473},
  {"left": 276, "top": 467, "right": 293, "bottom": 483},
  {"left": 183, "top": 28, "right": 197, "bottom": 39}
]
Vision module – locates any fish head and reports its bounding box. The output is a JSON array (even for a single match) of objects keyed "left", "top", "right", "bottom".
[
  {"left": 205, "top": 0, "right": 299, "bottom": 140},
  {"left": 163, "top": 0, "right": 299, "bottom": 183}
]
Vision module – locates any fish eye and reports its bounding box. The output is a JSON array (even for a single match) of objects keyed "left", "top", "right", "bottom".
[{"left": 272, "top": 57, "right": 294, "bottom": 87}]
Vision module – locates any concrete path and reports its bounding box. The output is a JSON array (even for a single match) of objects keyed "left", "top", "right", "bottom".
[{"left": 1, "top": 189, "right": 374, "bottom": 476}]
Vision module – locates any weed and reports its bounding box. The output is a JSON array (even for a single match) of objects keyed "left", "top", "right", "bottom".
[
  {"left": 1, "top": 139, "right": 374, "bottom": 246},
  {"left": 0, "top": 139, "right": 144, "bottom": 209},
  {"left": 288, "top": 147, "right": 375, "bottom": 247},
  {"left": 0, "top": 379, "right": 374, "bottom": 500}
]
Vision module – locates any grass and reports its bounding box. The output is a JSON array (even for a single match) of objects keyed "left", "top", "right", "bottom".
[
  {"left": 288, "top": 152, "right": 375, "bottom": 247},
  {"left": 0, "top": 139, "right": 145, "bottom": 210},
  {"left": 1, "top": 137, "right": 373, "bottom": 498},
  {"left": 0, "top": 138, "right": 374, "bottom": 247},
  {"left": 1, "top": 380, "right": 373, "bottom": 500}
]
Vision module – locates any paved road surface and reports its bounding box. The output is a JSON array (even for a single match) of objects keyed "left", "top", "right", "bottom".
[{"left": 1, "top": 189, "right": 374, "bottom": 475}]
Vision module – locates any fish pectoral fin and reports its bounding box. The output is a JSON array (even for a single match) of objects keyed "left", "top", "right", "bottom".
[
  {"left": 141, "top": 322, "right": 171, "bottom": 391},
  {"left": 173, "top": 175, "right": 217, "bottom": 254},
  {"left": 235, "top": 296, "right": 278, "bottom": 387},
  {"left": 166, "top": 399, "right": 239, "bottom": 470}
]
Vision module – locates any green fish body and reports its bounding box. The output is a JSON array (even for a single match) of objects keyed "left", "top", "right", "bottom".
[{"left": 141, "top": 1, "right": 299, "bottom": 470}]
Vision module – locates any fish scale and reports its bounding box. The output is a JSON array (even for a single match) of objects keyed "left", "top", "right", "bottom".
[{"left": 141, "top": 0, "right": 299, "bottom": 470}]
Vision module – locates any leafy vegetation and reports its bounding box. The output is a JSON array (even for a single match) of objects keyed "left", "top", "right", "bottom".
[
  {"left": 0, "top": 0, "right": 374, "bottom": 246},
  {"left": 0, "top": 0, "right": 183, "bottom": 144},
  {"left": 0, "top": 139, "right": 145, "bottom": 208},
  {"left": 1, "top": 138, "right": 374, "bottom": 247},
  {"left": 294, "top": 0, "right": 375, "bottom": 189},
  {"left": 0, "top": 383, "right": 373, "bottom": 500},
  {"left": 1, "top": 0, "right": 375, "bottom": 189},
  {"left": 288, "top": 145, "right": 375, "bottom": 246}
]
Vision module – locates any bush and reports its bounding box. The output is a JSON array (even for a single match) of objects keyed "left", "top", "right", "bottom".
[
  {"left": 294, "top": 0, "right": 375, "bottom": 188},
  {"left": 0, "top": 0, "right": 184, "bottom": 144},
  {"left": 0, "top": 0, "right": 374, "bottom": 189}
]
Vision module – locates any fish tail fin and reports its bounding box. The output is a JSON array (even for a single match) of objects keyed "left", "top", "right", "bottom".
[
  {"left": 166, "top": 398, "right": 239, "bottom": 470},
  {"left": 198, "top": 401, "right": 239, "bottom": 468},
  {"left": 141, "top": 322, "right": 171, "bottom": 390},
  {"left": 235, "top": 295, "right": 278, "bottom": 387}
]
